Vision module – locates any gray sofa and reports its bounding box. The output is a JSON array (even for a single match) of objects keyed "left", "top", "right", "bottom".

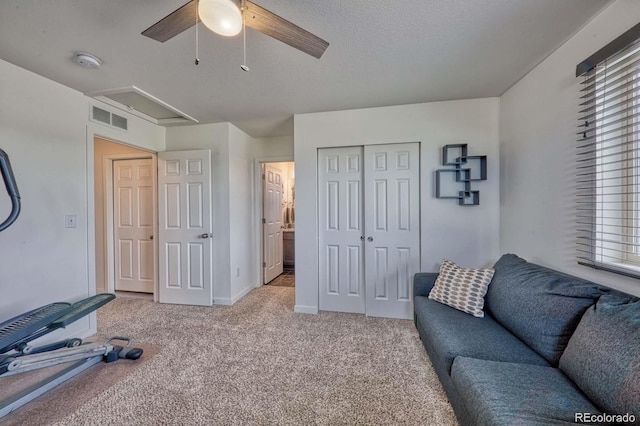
[{"left": 413, "top": 254, "right": 640, "bottom": 425}]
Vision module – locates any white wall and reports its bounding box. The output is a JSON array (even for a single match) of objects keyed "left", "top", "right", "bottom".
[
  {"left": 500, "top": 0, "right": 640, "bottom": 297},
  {"left": 253, "top": 136, "right": 294, "bottom": 159},
  {"left": 294, "top": 99, "right": 501, "bottom": 313},
  {"left": 0, "top": 59, "right": 88, "bottom": 338},
  {"left": 0, "top": 59, "right": 165, "bottom": 342},
  {"left": 228, "top": 124, "right": 257, "bottom": 302}
]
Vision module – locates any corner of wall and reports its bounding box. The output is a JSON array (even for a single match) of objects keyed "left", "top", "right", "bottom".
[
  {"left": 497, "top": 0, "right": 640, "bottom": 296},
  {"left": 294, "top": 305, "right": 319, "bottom": 315}
]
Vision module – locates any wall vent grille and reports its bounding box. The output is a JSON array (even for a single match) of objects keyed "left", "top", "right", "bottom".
[
  {"left": 91, "top": 106, "right": 128, "bottom": 131},
  {"left": 92, "top": 106, "right": 110, "bottom": 125},
  {"left": 111, "top": 113, "right": 128, "bottom": 130}
]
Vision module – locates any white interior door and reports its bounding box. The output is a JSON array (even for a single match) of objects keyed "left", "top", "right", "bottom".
[
  {"left": 158, "top": 150, "right": 212, "bottom": 306},
  {"left": 364, "top": 143, "right": 420, "bottom": 319},
  {"left": 113, "top": 158, "right": 154, "bottom": 293},
  {"left": 318, "top": 147, "right": 365, "bottom": 314},
  {"left": 263, "top": 164, "right": 284, "bottom": 283}
]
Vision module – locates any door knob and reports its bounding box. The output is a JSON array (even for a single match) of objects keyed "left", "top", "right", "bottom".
[
  {"left": 360, "top": 236, "right": 365, "bottom": 241},
  {"left": 149, "top": 235, "right": 153, "bottom": 240},
  {"left": 367, "top": 236, "right": 373, "bottom": 242},
  {"left": 200, "top": 233, "right": 213, "bottom": 239}
]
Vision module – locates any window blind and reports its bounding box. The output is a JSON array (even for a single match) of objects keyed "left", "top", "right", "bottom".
[{"left": 576, "top": 24, "right": 640, "bottom": 278}]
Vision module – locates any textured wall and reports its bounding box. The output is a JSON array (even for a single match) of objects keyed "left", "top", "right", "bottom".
[
  {"left": 500, "top": 0, "right": 640, "bottom": 296},
  {"left": 294, "top": 98, "right": 501, "bottom": 313}
]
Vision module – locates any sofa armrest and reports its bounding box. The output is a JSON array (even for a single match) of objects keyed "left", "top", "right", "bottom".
[{"left": 413, "top": 273, "right": 438, "bottom": 298}]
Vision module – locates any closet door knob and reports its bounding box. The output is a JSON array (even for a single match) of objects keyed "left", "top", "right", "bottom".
[
  {"left": 360, "top": 236, "right": 365, "bottom": 241},
  {"left": 367, "top": 236, "right": 373, "bottom": 242}
]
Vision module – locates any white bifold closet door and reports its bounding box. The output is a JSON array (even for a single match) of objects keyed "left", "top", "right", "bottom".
[
  {"left": 318, "top": 143, "right": 420, "bottom": 319},
  {"left": 318, "top": 146, "right": 366, "bottom": 314}
]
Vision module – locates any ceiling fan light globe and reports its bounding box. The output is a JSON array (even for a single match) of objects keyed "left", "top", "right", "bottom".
[{"left": 198, "top": 0, "right": 242, "bottom": 37}]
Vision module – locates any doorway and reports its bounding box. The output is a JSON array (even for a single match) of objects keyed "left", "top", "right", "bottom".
[
  {"left": 94, "top": 137, "right": 157, "bottom": 298},
  {"left": 262, "top": 161, "right": 295, "bottom": 287},
  {"left": 113, "top": 158, "right": 154, "bottom": 293}
]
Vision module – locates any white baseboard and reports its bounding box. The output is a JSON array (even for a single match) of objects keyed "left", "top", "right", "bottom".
[
  {"left": 294, "top": 305, "right": 318, "bottom": 314},
  {"left": 73, "top": 326, "right": 95, "bottom": 340},
  {"left": 214, "top": 285, "right": 254, "bottom": 306},
  {"left": 30, "top": 323, "right": 94, "bottom": 347}
]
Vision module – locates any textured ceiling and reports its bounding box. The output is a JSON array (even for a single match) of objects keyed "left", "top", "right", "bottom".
[{"left": 0, "top": 0, "right": 611, "bottom": 137}]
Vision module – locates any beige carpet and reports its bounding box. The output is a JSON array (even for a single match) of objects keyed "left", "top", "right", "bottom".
[{"left": 11, "top": 286, "right": 456, "bottom": 425}]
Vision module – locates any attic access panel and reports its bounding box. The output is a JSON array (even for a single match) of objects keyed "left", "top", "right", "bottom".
[{"left": 85, "top": 86, "right": 198, "bottom": 126}]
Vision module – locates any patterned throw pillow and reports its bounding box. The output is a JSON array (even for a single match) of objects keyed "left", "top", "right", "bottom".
[{"left": 428, "top": 259, "right": 495, "bottom": 318}]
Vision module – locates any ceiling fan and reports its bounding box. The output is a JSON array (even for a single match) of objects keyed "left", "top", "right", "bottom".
[{"left": 142, "top": 0, "right": 329, "bottom": 59}]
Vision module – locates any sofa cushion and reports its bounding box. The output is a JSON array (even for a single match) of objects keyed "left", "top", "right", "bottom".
[
  {"left": 414, "top": 296, "right": 548, "bottom": 376},
  {"left": 485, "top": 254, "right": 605, "bottom": 365},
  {"left": 428, "top": 259, "right": 494, "bottom": 318},
  {"left": 451, "top": 356, "right": 600, "bottom": 426},
  {"left": 559, "top": 294, "right": 640, "bottom": 417},
  {"left": 413, "top": 272, "right": 438, "bottom": 298}
]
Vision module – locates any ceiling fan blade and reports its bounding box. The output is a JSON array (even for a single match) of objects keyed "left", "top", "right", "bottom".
[
  {"left": 142, "top": 0, "right": 198, "bottom": 43},
  {"left": 244, "top": 1, "right": 329, "bottom": 59},
  {"left": 141, "top": 0, "right": 329, "bottom": 58}
]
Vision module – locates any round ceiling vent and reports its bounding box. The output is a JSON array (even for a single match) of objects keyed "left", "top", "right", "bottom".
[{"left": 75, "top": 52, "right": 102, "bottom": 68}]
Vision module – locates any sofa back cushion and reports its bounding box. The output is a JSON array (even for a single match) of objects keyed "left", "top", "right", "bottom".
[
  {"left": 559, "top": 294, "right": 640, "bottom": 415},
  {"left": 485, "top": 254, "right": 604, "bottom": 365}
]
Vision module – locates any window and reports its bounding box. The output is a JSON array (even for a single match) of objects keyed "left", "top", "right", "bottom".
[{"left": 577, "top": 24, "right": 640, "bottom": 278}]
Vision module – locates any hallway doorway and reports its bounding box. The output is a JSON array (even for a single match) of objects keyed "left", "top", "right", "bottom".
[
  {"left": 94, "top": 137, "right": 157, "bottom": 297},
  {"left": 112, "top": 158, "right": 154, "bottom": 293},
  {"left": 261, "top": 161, "right": 295, "bottom": 287}
]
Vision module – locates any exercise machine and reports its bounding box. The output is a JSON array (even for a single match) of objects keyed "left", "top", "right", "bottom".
[
  {"left": 0, "top": 294, "right": 144, "bottom": 417},
  {"left": 0, "top": 149, "right": 143, "bottom": 418},
  {"left": 0, "top": 293, "right": 145, "bottom": 418},
  {"left": 0, "top": 148, "right": 20, "bottom": 232}
]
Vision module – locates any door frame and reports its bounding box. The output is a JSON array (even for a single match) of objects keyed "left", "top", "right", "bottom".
[
  {"left": 263, "top": 163, "right": 285, "bottom": 284},
  {"left": 253, "top": 156, "right": 293, "bottom": 287},
  {"left": 316, "top": 142, "right": 421, "bottom": 318},
  {"left": 86, "top": 118, "right": 163, "bottom": 337},
  {"left": 106, "top": 154, "right": 158, "bottom": 298}
]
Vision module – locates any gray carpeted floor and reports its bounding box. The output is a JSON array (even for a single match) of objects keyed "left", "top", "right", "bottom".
[{"left": 54, "top": 286, "right": 456, "bottom": 425}]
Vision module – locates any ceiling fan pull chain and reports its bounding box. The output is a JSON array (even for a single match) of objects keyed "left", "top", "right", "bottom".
[
  {"left": 195, "top": 0, "right": 200, "bottom": 65},
  {"left": 241, "top": 0, "right": 249, "bottom": 72}
]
